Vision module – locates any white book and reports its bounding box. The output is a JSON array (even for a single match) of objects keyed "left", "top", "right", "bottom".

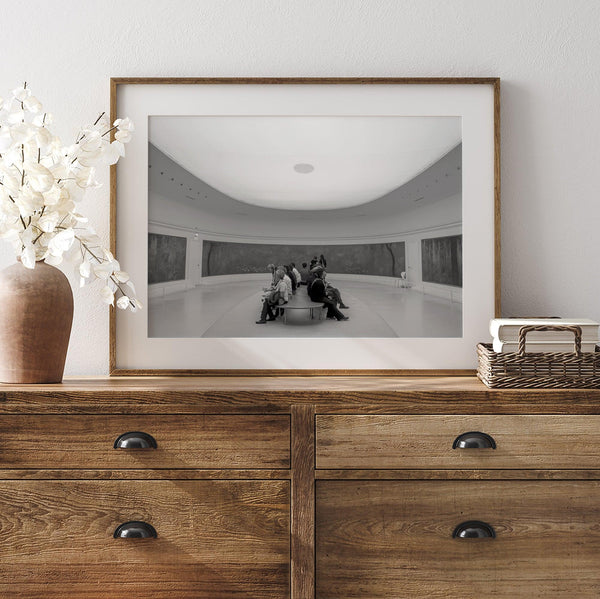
[
  {"left": 493, "top": 339, "right": 598, "bottom": 354},
  {"left": 490, "top": 318, "right": 599, "bottom": 343}
]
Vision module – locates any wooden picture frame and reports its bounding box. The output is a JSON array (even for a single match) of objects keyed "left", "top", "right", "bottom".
[{"left": 110, "top": 77, "right": 500, "bottom": 375}]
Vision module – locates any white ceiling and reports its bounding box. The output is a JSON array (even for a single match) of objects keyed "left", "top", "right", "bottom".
[{"left": 150, "top": 116, "right": 461, "bottom": 211}]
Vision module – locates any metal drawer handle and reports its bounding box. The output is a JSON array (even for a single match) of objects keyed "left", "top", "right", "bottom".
[
  {"left": 452, "top": 520, "right": 496, "bottom": 539},
  {"left": 114, "top": 521, "right": 157, "bottom": 539},
  {"left": 113, "top": 431, "right": 157, "bottom": 449},
  {"left": 452, "top": 431, "right": 496, "bottom": 449}
]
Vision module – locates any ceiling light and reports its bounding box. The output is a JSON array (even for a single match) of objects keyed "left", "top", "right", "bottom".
[{"left": 293, "top": 163, "right": 314, "bottom": 174}]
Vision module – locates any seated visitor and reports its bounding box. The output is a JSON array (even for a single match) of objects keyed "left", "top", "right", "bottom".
[
  {"left": 306, "top": 266, "right": 317, "bottom": 293},
  {"left": 298, "top": 262, "right": 310, "bottom": 285},
  {"left": 308, "top": 266, "right": 348, "bottom": 321},
  {"left": 322, "top": 271, "right": 349, "bottom": 309},
  {"left": 291, "top": 263, "right": 302, "bottom": 286},
  {"left": 284, "top": 265, "right": 296, "bottom": 294},
  {"left": 264, "top": 263, "right": 276, "bottom": 289},
  {"left": 256, "top": 269, "right": 289, "bottom": 324}
]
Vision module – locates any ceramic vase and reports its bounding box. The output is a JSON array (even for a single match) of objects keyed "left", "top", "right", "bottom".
[{"left": 0, "top": 261, "right": 74, "bottom": 383}]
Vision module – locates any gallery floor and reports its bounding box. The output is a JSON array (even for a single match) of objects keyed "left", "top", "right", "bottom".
[{"left": 148, "top": 279, "right": 462, "bottom": 338}]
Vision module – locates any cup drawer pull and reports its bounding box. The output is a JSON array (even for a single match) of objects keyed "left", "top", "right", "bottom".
[
  {"left": 113, "top": 431, "right": 157, "bottom": 449},
  {"left": 452, "top": 520, "right": 496, "bottom": 539},
  {"left": 113, "top": 521, "right": 157, "bottom": 539},
  {"left": 452, "top": 431, "right": 496, "bottom": 449}
]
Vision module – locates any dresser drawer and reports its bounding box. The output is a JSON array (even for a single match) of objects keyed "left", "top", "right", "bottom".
[
  {"left": 0, "top": 479, "right": 290, "bottom": 598},
  {"left": 0, "top": 414, "right": 290, "bottom": 469},
  {"left": 316, "top": 414, "right": 600, "bottom": 469},
  {"left": 317, "top": 480, "right": 600, "bottom": 598}
]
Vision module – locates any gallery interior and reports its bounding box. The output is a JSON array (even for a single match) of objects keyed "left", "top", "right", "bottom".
[{"left": 147, "top": 116, "right": 463, "bottom": 338}]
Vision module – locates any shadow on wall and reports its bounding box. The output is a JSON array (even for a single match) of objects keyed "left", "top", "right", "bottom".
[{"left": 201, "top": 241, "right": 406, "bottom": 278}]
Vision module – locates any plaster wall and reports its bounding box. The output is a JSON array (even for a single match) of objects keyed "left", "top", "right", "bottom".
[{"left": 1, "top": 0, "right": 598, "bottom": 374}]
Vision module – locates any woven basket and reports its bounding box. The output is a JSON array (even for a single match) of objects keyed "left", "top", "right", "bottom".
[{"left": 477, "top": 325, "right": 600, "bottom": 389}]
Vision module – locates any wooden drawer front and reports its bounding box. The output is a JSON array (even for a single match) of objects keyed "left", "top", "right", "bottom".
[
  {"left": 317, "top": 480, "right": 600, "bottom": 598},
  {"left": 0, "top": 480, "right": 290, "bottom": 598},
  {"left": 316, "top": 414, "right": 600, "bottom": 469},
  {"left": 0, "top": 414, "right": 290, "bottom": 469}
]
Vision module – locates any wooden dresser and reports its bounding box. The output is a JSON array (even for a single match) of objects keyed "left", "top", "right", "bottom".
[{"left": 1, "top": 376, "right": 600, "bottom": 598}]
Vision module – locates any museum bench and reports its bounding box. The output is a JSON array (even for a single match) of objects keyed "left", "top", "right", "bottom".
[
  {"left": 1, "top": 376, "right": 600, "bottom": 598},
  {"left": 280, "top": 293, "right": 326, "bottom": 323}
]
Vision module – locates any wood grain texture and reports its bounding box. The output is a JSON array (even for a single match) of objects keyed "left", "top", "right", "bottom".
[
  {"left": 109, "top": 77, "right": 500, "bottom": 376},
  {"left": 316, "top": 480, "right": 600, "bottom": 598},
  {"left": 0, "top": 414, "right": 289, "bottom": 469},
  {"left": 493, "top": 77, "right": 501, "bottom": 317},
  {"left": 2, "top": 376, "right": 600, "bottom": 414},
  {"left": 0, "top": 468, "right": 292, "bottom": 481},
  {"left": 316, "top": 414, "right": 600, "bottom": 469},
  {"left": 291, "top": 405, "right": 315, "bottom": 599},
  {"left": 0, "top": 468, "right": 290, "bottom": 480},
  {"left": 315, "top": 469, "right": 600, "bottom": 480},
  {"left": 110, "top": 77, "right": 501, "bottom": 87},
  {"left": 0, "top": 479, "right": 290, "bottom": 598}
]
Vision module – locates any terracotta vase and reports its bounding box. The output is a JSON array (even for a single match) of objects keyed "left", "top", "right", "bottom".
[{"left": 0, "top": 261, "right": 74, "bottom": 383}]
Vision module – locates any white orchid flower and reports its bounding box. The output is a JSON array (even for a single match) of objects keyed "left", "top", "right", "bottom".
[
  {"left": 38, "top": 211, "right": 60, "bottom": 233},
  {"left": 99, "top": 285, "right": 115, "bottom": 305},
  {"left": 79, "top": 260, "right": 91, "bottom": 278},
  {"left": 93, "top": 261, "right": 117, "bottom": 280},
  {"left": 24, "top": 162, "right": 54, "bottom": 193},
  {"left": 23, "top": 96, "right": 42, "bottom": 113},
  {"left": 114, "top": 129, "right": 132, "bottom": 144},
  {"left": 47, "top": 227, "right": 75, "bottom": 256},
  {"left": 34, "top": 126, "right": 53, "bottom": 149},
  {"left": 16, "top": 187, "right": 44, "bottom": 217},
  {"left": 11, "top": 86, "right": 31, "bottom": 101},
  {"left": 1, "top": 172, "right": 20, "bottom": 194},
  {"left": 101, "top": 141, "right": 123, "bottom": 165},
  {"left": 21, "top": 245, "right": 36, "bottom": 269},
  {"left": 114, "top": 117, "right": 134, "bottom": 132},
  {"left": 42, "top": 185, "right": 61, "bottom": 206},
  {"left": 7, "top": 108, "right": 25, "bottom": 125},
  {"left": 116, "top": 295, "right": 130, "bottom": 310},
  {"left": 10, "top": 122, "right": 36, "bottom": 144},
  {"left": 78, "top": 130, "right": 103, "bottom": 152}
]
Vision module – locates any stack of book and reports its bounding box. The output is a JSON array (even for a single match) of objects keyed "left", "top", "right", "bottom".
[{"left": 490, "top": 318, "right": 600, "bottom": 353}]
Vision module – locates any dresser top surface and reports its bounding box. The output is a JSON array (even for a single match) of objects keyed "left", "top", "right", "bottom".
[
  {"left": 0, "top": 376, "right": 599, "bottom": 414},
  {"left": 3, "top": 375, "right": 491, "bottom": 393}
]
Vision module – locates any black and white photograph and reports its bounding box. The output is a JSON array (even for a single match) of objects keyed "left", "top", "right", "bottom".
[{"left": 147, "top": 115, "right": 463, "bottom": 339}]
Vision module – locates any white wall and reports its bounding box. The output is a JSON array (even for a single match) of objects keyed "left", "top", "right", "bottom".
[{"left": 1, "top": 0, "right": 599, "bottom": 374}]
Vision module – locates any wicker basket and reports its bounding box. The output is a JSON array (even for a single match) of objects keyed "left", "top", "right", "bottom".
[{"left": 477, "top": 325, "right": 600, "bottom": 389}]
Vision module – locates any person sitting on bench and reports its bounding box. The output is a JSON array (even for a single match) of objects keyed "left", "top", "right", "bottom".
[
  {"left": 256, "top": 268, "right": 289, "bottom": 324},
  {"left": 308, "top": 266, "right": 348, "bottom": 321},
  {"left": 322, "top": 271, "right": 349, "bottom": 309}
]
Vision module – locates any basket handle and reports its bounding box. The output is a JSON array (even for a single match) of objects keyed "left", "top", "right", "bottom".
[{"left": 517, "top": 325, "right": 582, "bottom": 357}]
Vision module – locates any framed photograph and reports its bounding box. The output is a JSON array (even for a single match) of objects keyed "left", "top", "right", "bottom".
[{"left": 110, "top": 78, "right": 500, "bottom": 374}]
